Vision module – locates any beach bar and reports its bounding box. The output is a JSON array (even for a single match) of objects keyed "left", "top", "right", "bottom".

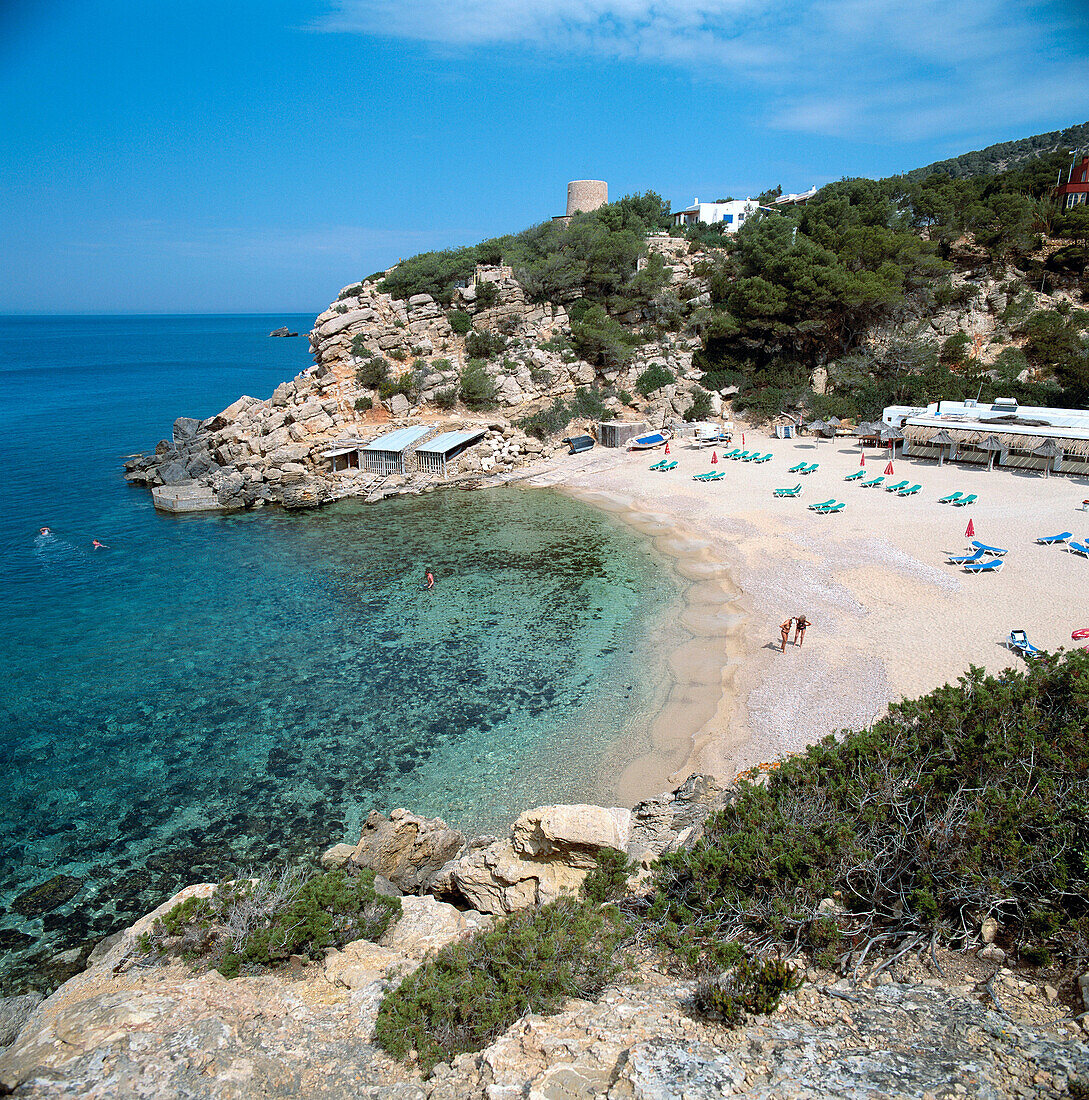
[
  {"left": 360, "top": 426, "right": 432, "bottom": 475},
  {"left": 896, "top": 399, "right": 1089, "bottom": 476},
  {"left": 598, "top": 421, "right": 647, "bottom": 448},
  {"left": 414, "top": 428, "right": 487, "bottom": 476},
  {"left": 322, "top": 439, "right": 363, "bottom": 473}
]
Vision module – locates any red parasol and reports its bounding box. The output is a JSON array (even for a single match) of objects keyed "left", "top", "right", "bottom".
[
  {"left": 860, "top": 453, "right": 865, "bottom": 467},
  {"left": 742, "top": 433, "right": 745, "bottom": 446},
  {"left": 965, "top": 518, "right": 975, "bottom": 539},
  {"left": 711, "top": 450, "right": 718, "bottom": 464},
  {"left": 884, "top": 461, "right": 895, "bottom": 476},
  {"left": 664, "top": 441, "right": 670, "bottom": 455}
]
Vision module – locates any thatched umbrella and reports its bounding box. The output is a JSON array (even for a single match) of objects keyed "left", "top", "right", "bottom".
[
  {"left": 877, "top": 423, "right": 904, "bottom": 454},
  {"left": 931, "top": 428, "right": 956, "bottom": 467},
  {"left": 977, "top": 434, "right": 1004, "bottom": 471},
  {"left": 826, "top": 416, "right": 842, "bottom": 428},
  {"left": 1033, "top": 438, "right": 1061, "bottom": 478},
  {"left": 807, "top": 419, "right": 827, "bottom": 442}
]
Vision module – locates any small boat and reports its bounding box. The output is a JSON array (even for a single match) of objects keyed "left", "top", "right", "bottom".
[
  {"left": 628, "top": 430, "right": 671, "bottom": 451},
  {"left": 566, "top": 435, "right": 595, "bottom": 455},
  {"left": 691, "top": 429, "right": 731, "bottom": 448}
]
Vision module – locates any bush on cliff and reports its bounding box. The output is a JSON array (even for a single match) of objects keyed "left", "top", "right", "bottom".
[
  {"left": 374, "top": 896, "right": 628, "bottom": 1072},
  {"left": 355, "top": 355, "right": 389, "bottom": 389},
  {"left": 459, "top": 359, "right": 497, "bottom": 409},
  {"left": 649, "top": 652, "right": 1089, "bottom": 974},
  {"left": 138, "top": 866, "right": 400, "bottom": 979},
  {"left": 447, "top": 309, "right": 472, "bottom": 335},
  {"left": 464, "top": 328, "right": 508, "bottom": 361}
]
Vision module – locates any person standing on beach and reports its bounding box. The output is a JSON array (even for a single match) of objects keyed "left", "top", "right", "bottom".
[
  {"left": 780, "top": 617, "right": 793, "bottom": 653},
  {"left": 794, "top": 615, "right": 811, "bottom": 647}
]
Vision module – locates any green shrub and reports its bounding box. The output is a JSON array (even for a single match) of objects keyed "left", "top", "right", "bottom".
[
  {"left": 636, "top": 363, "right": 674, "bottom": 397},
  {"left": 459, "top": 359, "right": 497, "bottom": 410},
  {"left": 338, "top": 283, "right": 363, "bottom": 300},
  {"left": 618, "top": 390, "right": 635, "bottom": 406},
  {"left": 683, "top": 390, "right": 714, "bottom": 421},
  {"left": 374, "top": 897, "right": 628, "bottom": 1072},
  {"left": 448, "top": 310, "right": 473, "bottom": 335},
  {"left": 351, "top": 333, "right": 374, "bottom": 358},
  {"left": 581, "top": 849, "right": 635, "bottom": 904},
  {"left": 570, "top": 386, "right": 606, "bottom": 420},
  {"left": 354, "top": 396, "right": 373, "bottom": 412},
  {"left": 389, "top": 348, "right": 407, "bottom": 361},
  {"left": 518, "top": 400, "right": 572, "bottom": 440},
  {"left": 465, "top": 328, "right": 508, "bottom": 360},
  {"left": 939, "top": 332, "right": 971, "bottom": 368},
  {"left": 651, "top": 653, "right": 1089, "bottom": 972},
  {"left": 355, "top": 356, "right": 389, "bottom": 389},
  {"left": 139, "top": 866, "right": 400, "bottom": 978},
  {"left": 694, "top": 956, "right": 803, "bottom": 1025},
  {"left": 475, "top": 280, "right": 499, "bottom": 308},
  {"left": 431, "top": 358, "right": 452, "bottom": 371},
  {"left": 571, "top": 304, "right": 633, "bottom": 370},
  {"left": 433, "top": 387, "right": 457, "bottom": 410}
]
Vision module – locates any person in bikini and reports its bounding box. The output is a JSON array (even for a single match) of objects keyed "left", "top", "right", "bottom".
[
  {"left": 794, "top": 615, "right": 811, "bottom": 647},
  {"left": 780, "top": 617, "right": 793, "bottom": 652}
]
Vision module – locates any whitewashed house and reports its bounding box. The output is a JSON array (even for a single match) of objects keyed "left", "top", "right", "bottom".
[{"left": 672, "top": 198, "right": 759, "bottom": 232}]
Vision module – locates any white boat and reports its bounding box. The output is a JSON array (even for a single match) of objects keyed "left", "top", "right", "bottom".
[{"left": 628, "top": 430, "right": 672, "bottom": 450}]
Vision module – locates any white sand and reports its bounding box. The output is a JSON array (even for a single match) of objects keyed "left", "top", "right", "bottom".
[{"left": 519, "top": 428, "right": 1089, "bottom": 797}]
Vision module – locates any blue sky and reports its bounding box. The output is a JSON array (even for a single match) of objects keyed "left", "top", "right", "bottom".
[{"left": 2, "top": 0, "right": 1087, "bottom": 314}]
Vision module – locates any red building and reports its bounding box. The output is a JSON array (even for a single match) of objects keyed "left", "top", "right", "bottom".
[{"left": 1056, "top": 155, "right": 1089, "bottom": 209}]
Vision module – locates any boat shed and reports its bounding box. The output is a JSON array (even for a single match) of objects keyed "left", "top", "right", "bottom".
[
  {"left": 322, "top": 439, "right": 363, "bottom": 473},
  {"left": 361, "top": 426, "right": 433, "bottom": 475},
  {"left": 414, "top": 428, "right": 487, "bottom": 476},
  {"left": 894, "top": 399, "right": 1089, "bottom": 476},
  {"left": 598, "top": 421, "right": 646, "bottom": 448}
]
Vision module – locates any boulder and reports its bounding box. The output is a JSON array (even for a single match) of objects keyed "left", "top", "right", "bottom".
[
  {"left": 378, "top": 895, "right": 491, "bottom": 959},
  {"left": 156, "top": 460, "right": 191, "bottom": 486},
  {"left": 268, "top": 327, "right": 298, "bottom": 338},
  {"left": 388, "top": 394, "right": 410, "bottom": 416},
  {"left": 626, "top": 774, "right": 725, "bottom": 867},
  {"left": 279, "top": 479, "right": 326, "bottom": 511},
  {"left": 0, "top": 993, "right": 43, "bottom": 1049},
  {"left": 322, "top": 940, "right": 405, "bottom": 991},
  {"left": 512, "top": 805, "right": 632, "bottom": 868},
  {"left": 350, "top": 808, "right": 466, "bottom": 893},
  {"left": 171, "top": 417, "right": 202, "bottom": 445}
]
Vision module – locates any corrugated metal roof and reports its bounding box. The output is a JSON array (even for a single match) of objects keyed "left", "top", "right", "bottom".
[
  {"left": 362, "top": 426, "right": 432, "bottom": 452},
  {"left": 416, "top": 429, "right": 486, "bottom": 455}
]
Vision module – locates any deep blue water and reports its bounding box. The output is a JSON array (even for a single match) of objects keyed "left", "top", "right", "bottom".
[{"left": 0, "top": 315, "right": 682, "bottom": 991}]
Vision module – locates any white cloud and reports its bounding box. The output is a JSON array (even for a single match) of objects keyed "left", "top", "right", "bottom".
[{"left": 318, "top": 0, "right": 1089, "bottom": 139}]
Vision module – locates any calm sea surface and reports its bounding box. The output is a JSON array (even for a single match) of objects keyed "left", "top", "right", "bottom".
[{"left": 0, "top": 315, "right": 683, "bottom": 991}]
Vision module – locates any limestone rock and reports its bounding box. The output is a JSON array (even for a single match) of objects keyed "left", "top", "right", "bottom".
[
  {"left": 378, "top": 895, "right": 491, "bottom": 959},
  {"left": 512, "top": 805, "right": 632, "bottom": 868},
  {"left": 322, "top": 939, "right": 405, "bottom": 991},
  {"left": 280, "top": 479, "right": 326, "bottom": 511},
  {"left": 172, "top": 416, "right": 202, "bottom": 445},
  {"left": 0, "top": 993, "right": 43, "bottom": 1049},
  {"left": 350, "top": 808, "right": 466, "bottom": 894},
  {"left": 980, "top": 916, "right": 998, "bottom": 944},
  {"left": 625, "top": 774, "right": 725, "bottom": 867},
  {"left": 320, "top": 843, "right": 356, "bottom": 869}
]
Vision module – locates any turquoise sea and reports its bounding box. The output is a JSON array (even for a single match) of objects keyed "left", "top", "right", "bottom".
[{"left": 0, "top": 315, "right": 684, "bottom": 992}]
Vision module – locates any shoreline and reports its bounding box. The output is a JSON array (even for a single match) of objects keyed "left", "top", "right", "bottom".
[{"left": 520, "top": 426, "right": 1089, "bottom": 795}]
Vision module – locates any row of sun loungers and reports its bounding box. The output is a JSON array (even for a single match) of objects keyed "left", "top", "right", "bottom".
[
  {"left": 807, "top": 498, "right": 845, "bottom": 514},
  {"left": 721, "top": 449, "right": 773, "bottom": 462},
  {"left": 788, "top": 462, "right": 819, "bottom": 475},
  {"left": 1036, "top": 531, "right": 1089, "bottom": 556},
  {"left": 938, "top": 492, "right": 977, "bottom": 507}
]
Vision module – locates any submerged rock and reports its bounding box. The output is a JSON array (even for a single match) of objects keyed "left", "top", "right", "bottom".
[{"left": 11, "top": 876, "right": 83, "bottom": 918}]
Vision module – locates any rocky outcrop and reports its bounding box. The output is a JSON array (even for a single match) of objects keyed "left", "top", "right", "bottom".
[
  {"left": 268, "top": 327, "right": 299, "bottom": 337},
  {"left": 344, "top": 808, "right": 468, "bottom": 894}
]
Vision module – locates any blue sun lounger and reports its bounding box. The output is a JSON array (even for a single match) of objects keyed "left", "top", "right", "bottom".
[
  {"left": 753, "top": 453, "right": 773, "bottom": 463},
  {"left": 799, "top": 463, "right": 819, "bottom": 475},
  {"left": 947, "top": 547, "right": 987, "bottom": 565},
  {"left": 843, "top": 469, "right": 866, "bottom": 482},
  {"left": 951, "top": 494, "right": 977, "bottom": 507},
  {"left": 897, "top": 484, "right": 922, "bottom": 497},
  {"left": 860, "top": 476, "right": 884, "bottom": 488},
  {"left": 813, "top": 502, "right": 845, "bottom": 514},
  {"left": 1006, "top": 629, "right": 1040, "bottom": 660},
  {"left": 1067, "top": 540, "right": 1089, "bottom": 558},
  {"left": 774, "top": 484, "right": 802, "bottom": 497},
  {"left": 938, "top": 492, "right": 964, "bottom": 504},
  {"left": 788, "top": 462, "right": 808, "bottom": 474},
  {"left": 963, "top": 557, "right": 1005, "bottom": 574},
  {"left": 884, "top": 480, "right": 909, "bottom": 493},
  {"left": 1036, "top": 532, "right": 1072, "bottom": 545},
  {"left": 969, "top": 540, "right": 1006, "bottom": 557}
]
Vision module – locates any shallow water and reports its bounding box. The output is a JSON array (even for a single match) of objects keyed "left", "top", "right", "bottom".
[{"left": 0, "top": 315, "right": 683, "bottom": 991}]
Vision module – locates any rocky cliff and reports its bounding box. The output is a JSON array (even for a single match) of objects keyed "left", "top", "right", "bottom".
[
  {"left": 2, "top": 777, "right": 1086, "bottom": 1098},
  {"left": 124, "top": 241, "right": 715, "bottom": 513}
]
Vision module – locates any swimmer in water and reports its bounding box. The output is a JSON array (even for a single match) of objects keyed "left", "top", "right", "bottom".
[
  {"left": 39, "top": 527, "right": 51, "bottom": 536},
  {"left": 425, "top": 569, "right": 435, "bottom": 590},
  {"left": 92, "top": 539, "right": 109, "bottom": 550}
]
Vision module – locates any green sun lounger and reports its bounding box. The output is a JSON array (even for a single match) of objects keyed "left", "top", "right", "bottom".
[
  {"left": 788, "top": 462, "right": 808, "bottom": 474},
  {"left": 884, "top": 480, "right": 909, "bottom": 493},
  {"left": 897, "top": 483, "right": 922, "bottom": 497},
  {"left": 843, "top": 469, "right": 865, "bottom": 481},
  {"left": 753, "top": 453, "right": 772, "bottom": 463},
  {"left": 774, "top": 484, "right": 802, "bottom": 497},
  {"left": 693, "top": 470, "right": 724, "bottom": 481},
  {"left": 860, "top": 475, "right": 884, "bottom": 488},
  {"left": 649, "top": 459, "right": 667, "bottom": 470},
  {"left": 808, "top": 498, "right": 837, "bottom": 510},
  {"left": 951, "top": 494, "right": 977, "bottom": 507},
  {"left": 813, "top": 502, "right": 845, "bottom": 514},
  {"left": 799, "top": 463, "right": 819, "bottom": 475},
  {"left": 721, "top": 448, "right": 741, "bottom": 459},
  {"left": 654, "top": 460, "right": 678, "bottom": 472},
  {"left": 937, "top": 491, "right": 964, "bottom": 504}
]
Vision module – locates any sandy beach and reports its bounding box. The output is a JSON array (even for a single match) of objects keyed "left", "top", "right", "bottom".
[{"left": 522, "top": 427, "right": 1089, "bottom": 798}]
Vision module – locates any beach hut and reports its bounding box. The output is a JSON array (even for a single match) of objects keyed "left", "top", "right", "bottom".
[
  {"left": 1033, "top": 438, "right": 1062, "bottom": 478},
  {"left": 598, "top": 421, "right": 647, "bottom": 448},
  {"left": 322, "top": 439, "right": 363, "bottom": 473},
  {"left": 414, "top": 428, "right": 487, "bottom": 476},
  {"left": 930, "top": 429, "right": 957, "bottom": 467},
  {"left": 360, "top": 426, "right": 433, "bottom": 475}
]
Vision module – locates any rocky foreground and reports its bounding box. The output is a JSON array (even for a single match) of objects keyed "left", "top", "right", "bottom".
[{"left": 2, "top": 777, "right": 1086, "bottom": 1099}]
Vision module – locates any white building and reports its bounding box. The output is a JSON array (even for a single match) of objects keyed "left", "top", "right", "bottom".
[
  {"left": 887, "top": 398, "right": 1089, "bottom": 476},
  {"left": 672, "top": 198, "right": 759, "bottom": 232}
]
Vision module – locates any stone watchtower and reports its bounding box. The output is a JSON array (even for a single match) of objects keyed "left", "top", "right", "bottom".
[
  {"left": 566, "top": 180, "right": 608, "bottom": 216},
  {"left": 553, "top": 180, "right": 608, "bottom": 226}
]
